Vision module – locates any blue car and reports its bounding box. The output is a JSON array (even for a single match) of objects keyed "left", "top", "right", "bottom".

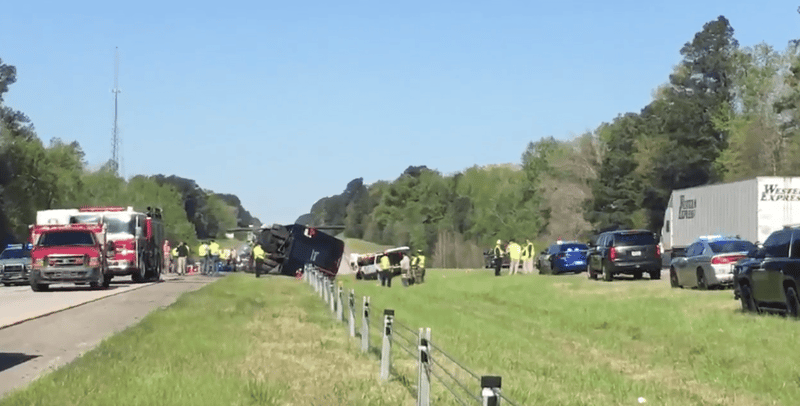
[{"left": 539, "top": 242, "right": 588, "bottom": 275}]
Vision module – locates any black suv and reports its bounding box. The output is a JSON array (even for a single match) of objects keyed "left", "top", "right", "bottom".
[
  {"left": 587, "top": 230, "right": 661, "bottom": 281},
  {"left": 735, "top": 226, "right": 800, "bottom": 316}
]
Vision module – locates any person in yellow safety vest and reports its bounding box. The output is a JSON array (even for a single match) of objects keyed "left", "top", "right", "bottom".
[
  {"left": 507, "top": 239, "right": 522, "bottom": 275},
  {"left": 379, "top": 254, "right": 393, "bottom": 287},
  {"left": 170, "top": 246, "right": 178, "bottom": 274},
  {"left": 493, "top": 240, "right": 504, "bottom": 276},
  {"left": 522, "top": 239, "right": 535, "bottom": 275},
  {"left": 198, "top": 242, "right": 209, "bottom": 274},
  {"left": 253, "top": 244, "right": 266, "bottom": 277},
  {"left": 209, "top": 240, "right": 221, "bottom": 274},
  {"left": 413, "top": 249, "right": 426, "bottom": 283}
]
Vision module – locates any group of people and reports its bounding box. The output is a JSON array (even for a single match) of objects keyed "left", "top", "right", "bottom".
[
  {"left": 377, "top": 249, "right": 426, "bottom": 288},
  {"left": 161, "top": 239, "right": 245, "bottom": 277},
  {"left": 491, "top": 239, "right": 536, "bottom": 276}
]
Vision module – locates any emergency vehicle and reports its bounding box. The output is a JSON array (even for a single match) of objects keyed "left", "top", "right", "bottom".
[
  {"left": 67, "top": 206, "right": 165, "bottom": 283},
  {"left": 28, "top": 223, "right": 113, "bottom": 291}
]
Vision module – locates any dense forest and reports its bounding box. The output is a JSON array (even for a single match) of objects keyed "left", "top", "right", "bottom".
[
  {"left": 307, "top": 16, "right": 800, "bottom": 267},
  {"left": 0, "top": 58, "right": 260, "bottom": 247}
]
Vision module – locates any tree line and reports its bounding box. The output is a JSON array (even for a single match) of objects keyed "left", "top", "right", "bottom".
[
  {"left": 308, "top": 15, "right": 800, "bottom": 267},
  {"left": 0, "top": 58, "right": 260, "bottom": 248}
]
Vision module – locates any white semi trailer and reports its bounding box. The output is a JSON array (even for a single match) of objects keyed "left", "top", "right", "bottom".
[{"left": 661, "top": 176, "right": 800, "bottom": 254}]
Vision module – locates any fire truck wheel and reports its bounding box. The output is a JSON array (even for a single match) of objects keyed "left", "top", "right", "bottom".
[{"left": 102, "top": 274, "right": 112, "bottom": 288}]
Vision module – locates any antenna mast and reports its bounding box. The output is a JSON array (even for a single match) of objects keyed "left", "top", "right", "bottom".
[{"left": 111, "top": 47, "right": 121, "bottom": 174}]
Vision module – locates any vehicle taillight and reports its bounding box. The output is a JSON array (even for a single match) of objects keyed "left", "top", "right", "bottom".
[
  {"left": 655, "top": 245, "right": 661, "bottom": 259},
  {"left": 609, "top": 247, "right": 617, "bottom": 261},
  {"left": 712, "top": 255, "right": 745, "bottom": 265}
]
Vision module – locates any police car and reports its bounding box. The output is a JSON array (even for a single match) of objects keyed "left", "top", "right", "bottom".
[
  {"left": 0, "top": 244, "right": 32, "bottom": 286},
  {"left": 669, "top": 235, "right": 756, "bottom": 290}
]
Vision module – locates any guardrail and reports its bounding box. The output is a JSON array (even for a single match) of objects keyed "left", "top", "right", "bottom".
[{"left": 303, "top": 265, "right": 523, "bottom": 406}]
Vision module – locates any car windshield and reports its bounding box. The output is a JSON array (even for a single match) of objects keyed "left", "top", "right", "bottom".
[
  {"left": 38, "top": 231, "right": 95, "bottom": 247},
  {"left": 559, "top": 243, "right": 587, "bottom": 252},
  {"left": 0, "top": 248, "right": 29, "bottom": 259},
  {"left": 708, "top": 240, "right": 756, "bottom": 254},
  {"left": 614, "top": 233, "right": 655, "bottom": 245}
]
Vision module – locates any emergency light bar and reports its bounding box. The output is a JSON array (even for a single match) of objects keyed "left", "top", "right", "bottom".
[{"left": 79, "top": 206, "right": 133, "bottom": 212}]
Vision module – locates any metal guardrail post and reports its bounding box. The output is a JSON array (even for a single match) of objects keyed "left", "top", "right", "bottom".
[
  {"left": 481, "top": 376, "right": 502, "bottom": 406},
  {"left": 361, "top": 296, "right": 370, "bottom": 353},
  {"left": 316, "top": 271, "right": 322, "bottom": 295},
  {"left": 336, "top": 282, "right": 343, "bottom": 322},
  {"left": 348, "top": 289, "right": 356, "bottom": 337},
  {"left": 329, "top": 280, "right": 336, "bottom": 314},
  {"left": 380, "top": 309, "right": 394, "bottom": 382},
  {"left": 417, "top": 327, "right": 431, "bottom": 406},
  {"left": 323, "top": 278, "right": 330, "bottom": 304}
]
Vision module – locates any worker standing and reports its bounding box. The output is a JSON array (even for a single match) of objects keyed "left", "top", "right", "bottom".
[
  {"left": 492, "top": 240, "right": 504, "bottom": 276},
  {"left": 209, "top": 240, "right": 221, "bottom": 274},
  {"left": 198, "top": 242, "right": 209, "bottom": 275},
  {"left": 507, "top": 239, "right": 522, "bottom": 275},
  {"left": 170, "top": 246, "right": 178, "bottom": 274},
  {"left": 162, "top": 240, "right": 171, "bottom": 275},
  {"left": 176, "top": 241, "right": 189, "bottom": 276},
  {"left": 414, "top": 249, "right": 426, "bottom": 283},
  {"left": 400, "top": 253, "right": 411, "bottom": 287},
  {"left": 253, "top": 244, "right": 266, "bottom": 277},
  {"left": 379, "top": 254, "right": 393, "bottom": 287},
  {"left": 522, "top": 239, "right": 535, "bottom": 274}
]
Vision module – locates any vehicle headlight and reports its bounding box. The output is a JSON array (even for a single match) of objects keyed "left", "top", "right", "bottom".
[{"left": 0, "top": 264, "right": 4, "bottom": 272}]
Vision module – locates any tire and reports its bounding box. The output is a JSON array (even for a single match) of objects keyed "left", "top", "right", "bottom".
[
  {"left": 670, "top": 268, "right": 679, "bottom": 288},
  {"left": 102, "top": 274, "right": 112, "bottom": 288},
  {"left": 696, "top": 269, "right": 707, "bottom": 290},
  {"left": 786, "top": 286, "right": 800, "bottom": 318},
  {"left": 602, "top": 263, "right": 612, "bottom": 282},
  {"left": 740, "top": 284, "right": 758, "bottom": 313},
  {"left": 30, "top": 280, "right": 48, "bottom": 292},
  {"left": 633, "top": 271, "right": 643, "bottom": 280},
  {"left": 649, "top": 270, "right": 661, "bottom": 280},
  {"left": 3, "top": 283, "right": 10, "bottom": 287},
  {"left": 355, "top": 271, "right": 363, "bottom": 280}
]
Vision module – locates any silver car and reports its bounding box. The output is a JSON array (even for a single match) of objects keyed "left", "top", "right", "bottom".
[
  {"left": 0, "top": 244, "right": 32, "bottom": 286},
  {"left": 669, "top": 236, "right": 756, "bottom": 290}
]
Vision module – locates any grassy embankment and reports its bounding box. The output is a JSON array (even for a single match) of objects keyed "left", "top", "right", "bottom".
[{"left": 5, "top": 269, "right": 800, "bottom": 405}]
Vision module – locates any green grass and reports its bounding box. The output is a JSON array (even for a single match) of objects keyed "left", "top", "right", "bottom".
[
  {"left": 337, "top": 270, "right": 800, "bottom": 406},
  {"left": 6, "top": 270, "right": 800, "bottom": 406},
  {"left": 344, "top": 238, "right": 392, "bottom": 254},
  {"left": 1, "top": 275, "right": 413, "bottom": 406}
]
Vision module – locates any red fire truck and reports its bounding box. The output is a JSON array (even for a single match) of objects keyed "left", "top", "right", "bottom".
[
  {"left": 68, "top": 206, "right": 165, "bottom": 283},
  {"left": 28, "top": 223, "right": 113, "bottom": 291}
]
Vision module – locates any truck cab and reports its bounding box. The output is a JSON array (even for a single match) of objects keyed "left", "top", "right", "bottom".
[{"left": 29, "top": 224, "right": 113, "bottom": 291}]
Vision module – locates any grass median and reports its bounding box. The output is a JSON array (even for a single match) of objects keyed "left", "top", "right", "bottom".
[
  {"left": 1, "top": 274, "right": 413, "bottom": 406},
  {"left": 339, "top": 269, "right": 800, "bottom": 406},
  {"left": 5, "top": 269, "right": 800, "bottom": 405}
]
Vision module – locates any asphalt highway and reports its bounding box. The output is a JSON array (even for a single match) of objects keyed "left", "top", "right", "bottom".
[{"left": 0, "top": 274, "right": 214, "bottom": 399}]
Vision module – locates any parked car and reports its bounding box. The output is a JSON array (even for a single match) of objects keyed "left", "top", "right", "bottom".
[
  {"left": 0, "top": 244, "right": 32, "bottom": 286},
  {"left": 735, "top": 226, "right": 800, "bottom": 316},
  {"left": 669, "top": 235, "right": 756, "bottom": 290},
  {"left": 538, "top": 242, "right": 588, "bottom": 275},
  {"left": 587, "top": 229, "right": 661, "bottom": 281}
]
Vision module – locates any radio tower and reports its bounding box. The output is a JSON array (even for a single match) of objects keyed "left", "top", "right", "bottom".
[{"left": 111, "top": 47, "right": 121, "bottom": 174}]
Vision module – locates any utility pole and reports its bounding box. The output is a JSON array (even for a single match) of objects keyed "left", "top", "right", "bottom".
[{"left": 111, "top": 47, "right": 121, "bottom": 174}]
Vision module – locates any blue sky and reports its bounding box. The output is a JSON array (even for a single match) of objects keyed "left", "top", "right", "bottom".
[{"left": 2, "top": 1, "right": 798, "bottom": 225}]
